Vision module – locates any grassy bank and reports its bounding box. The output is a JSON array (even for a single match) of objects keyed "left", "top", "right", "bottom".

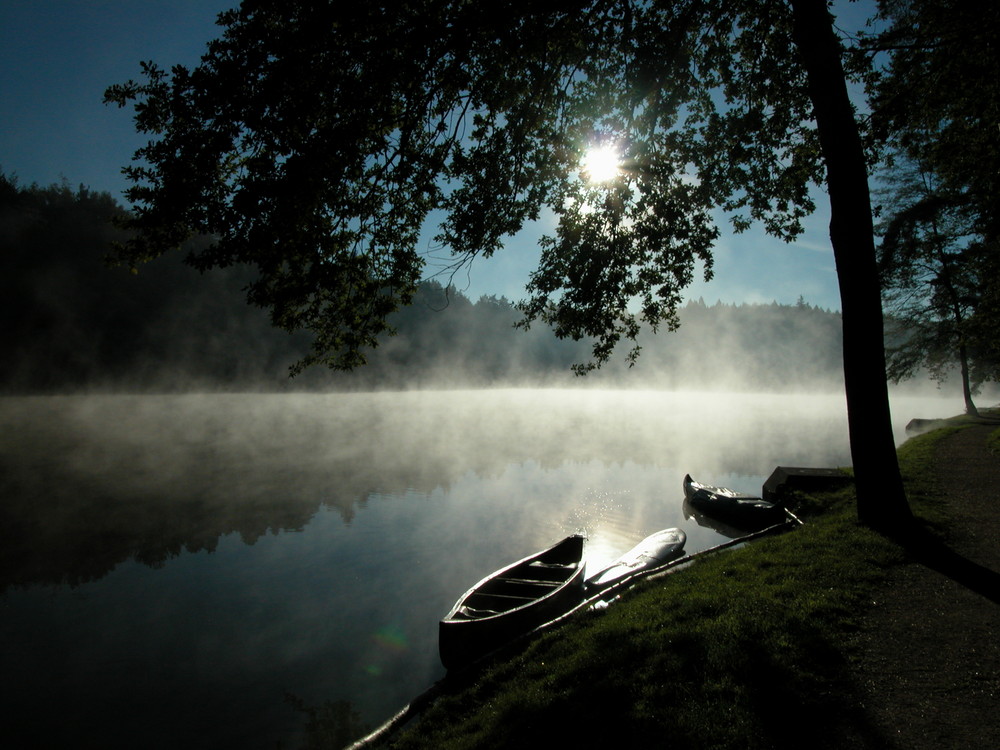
[
  {"left": 382, "top": 426, "right": 962, "bottom": 750},
  {"left": 987, "top": 426, "right": 1000, "bottom": 455}
]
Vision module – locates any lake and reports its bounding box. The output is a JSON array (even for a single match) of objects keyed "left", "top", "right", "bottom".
[{"left": 0, "top": 388, "right": 961, "bottom": 748}]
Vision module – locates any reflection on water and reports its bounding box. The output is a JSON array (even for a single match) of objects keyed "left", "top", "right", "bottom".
[{"left": 0, "top": 389, "right": 959, "bottom": 748}]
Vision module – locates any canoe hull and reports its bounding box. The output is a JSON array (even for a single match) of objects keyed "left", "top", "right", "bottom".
[{"left": 439, "top": 535, "right": 586, "bottom": 670}]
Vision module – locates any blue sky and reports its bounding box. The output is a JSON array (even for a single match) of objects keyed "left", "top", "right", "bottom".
[{"left": 1, "top": 1, "right": 850, "bottom": 311}]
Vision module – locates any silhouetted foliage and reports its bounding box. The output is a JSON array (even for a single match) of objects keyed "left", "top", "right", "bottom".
[
  {"left": 869, "top": 0, "right": 1000, "bottom": 242},
  {"left": 876, "top": 162, "right": 998, "bottom": 415},
  {"left": 864, "top": 0, "right": 1000, "bottom": 416},
  {"left": 102, "top": 0, "right": 920, "bottom": 528},
  {"left": 0, "top": 173, "right": 845, "bottom": 393},
  {"left": 0, "top": 173, "right": 308, "bottom": 391}
]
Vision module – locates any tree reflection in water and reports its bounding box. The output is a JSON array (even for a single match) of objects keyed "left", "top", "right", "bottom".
[{"left": 286, "top": 694, "right": 370, "bottom": 750}]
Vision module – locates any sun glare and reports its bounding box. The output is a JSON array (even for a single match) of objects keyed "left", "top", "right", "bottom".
[{"left": 581, "top": 143, "right": 622, "bottom": 183}]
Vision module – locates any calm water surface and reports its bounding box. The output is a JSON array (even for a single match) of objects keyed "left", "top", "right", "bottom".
[{"left": 0, "top": 389, "right": 960, "bottom": 748}]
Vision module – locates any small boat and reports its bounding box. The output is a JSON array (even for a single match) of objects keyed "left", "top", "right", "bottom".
[
  {"left": 585, "top": 528, "right": 687, "bottom": 593},
  {"left": 683, "top": 474, "right": 786, "bottom": 530},
  {"left": 439, "top": 534, "right": 586, "bottom": 670}
]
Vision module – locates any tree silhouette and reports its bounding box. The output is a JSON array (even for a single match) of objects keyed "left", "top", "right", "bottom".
[
  {"left": 877, "top": 162, "right": 996, "bottom": 416},
  {"left": 0, "top": 173, "right": 845, "bottom": 392},
  {"left": 869, "top": 0, "right": 1000, "bottom": 243},
  {"left": 105, "top": 0, "right": 913, "bottom": 530},
  {"left": 866, "top": 0, "right": 1000, "bottom": 415}
]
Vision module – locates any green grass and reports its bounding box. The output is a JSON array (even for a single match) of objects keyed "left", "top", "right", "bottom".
[
  {"left": 385, "top": 428, "right": 962, "bottom": 750},
  {"left": 976, "top": 405, "right": 1000, "bottom": 455},
  {"left": 987, "top": 427, "right": 1000, "bottom": 456}
]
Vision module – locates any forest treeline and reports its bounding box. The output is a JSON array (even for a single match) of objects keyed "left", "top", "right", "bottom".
[{"left": 1, "top": 176, "right": 845, "bottom": 393}]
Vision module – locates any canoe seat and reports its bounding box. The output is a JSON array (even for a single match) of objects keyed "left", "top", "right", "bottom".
[
  {"left": 497, "top": 576, "right": 561, "bottom": 587},
  {"left": 513, "top": 562, "right": 576, "bottom": 582},
  {"left": 460, "top": 590, "right": 542, "bottom": 615},
  {"left": 468, "top": 591, "right": 537, "bottom": 603},
  {"left": 455, "top": 606, "right": 501, "bottom": 619},
  {"left": 482, "top": 579, "right": 563, "bottom": 598}
]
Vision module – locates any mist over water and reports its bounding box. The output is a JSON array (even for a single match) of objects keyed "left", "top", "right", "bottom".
[{"left": 0, "top": 387, "right": 964, "bottom": 747}]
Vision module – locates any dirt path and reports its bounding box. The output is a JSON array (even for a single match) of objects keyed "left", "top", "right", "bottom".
[{"left": 850, "top": 424, "right": 1000, "bottom": 748}]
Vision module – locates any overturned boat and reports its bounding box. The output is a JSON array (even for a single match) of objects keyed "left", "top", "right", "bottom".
[
  {"left": 439, "top": 534, "right": 586, "bottom": 670},
  {"left": 585, "top": 528, "right": 687, "bottom": 594}
]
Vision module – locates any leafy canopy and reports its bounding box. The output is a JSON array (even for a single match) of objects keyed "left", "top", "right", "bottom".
[
  {"left": 867, "top": 0, "right": 1000, "bottom": 401},
  {"left": 876, "top": 162, "right": 993, "bottom": 389},
  {"left": 106, "top": 0, "right": 840, "bottom": 374}
]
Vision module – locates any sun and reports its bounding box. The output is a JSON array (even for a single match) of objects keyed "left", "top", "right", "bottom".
[{"left": 581, "top": 142, "right": 622, "bottom": 183}]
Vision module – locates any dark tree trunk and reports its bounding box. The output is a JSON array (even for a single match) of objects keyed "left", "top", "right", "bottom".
[
  {"left": 958, "top": 343, "right": 979, "bottom": 416},
  {"left": 789, "top": 0, "right": 914, "bottom": 531},
  {"left": 934, "top": 232, "right": 980, "bottom": 417}
]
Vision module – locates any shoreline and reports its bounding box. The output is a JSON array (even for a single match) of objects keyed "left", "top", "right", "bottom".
[{"left": 354, "top": 412, "right": 1000, "bottom": 749}]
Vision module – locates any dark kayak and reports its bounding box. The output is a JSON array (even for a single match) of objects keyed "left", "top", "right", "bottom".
[{"left": 683, "top": 474, "right": 786, "bottom": 530}]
